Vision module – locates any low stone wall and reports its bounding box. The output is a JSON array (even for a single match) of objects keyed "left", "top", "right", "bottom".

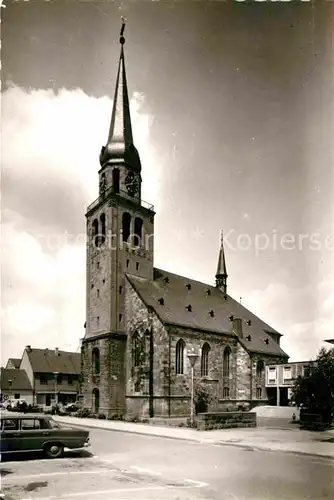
[{"left": 196, "top": 411, "right": 257, "bottom": 431}]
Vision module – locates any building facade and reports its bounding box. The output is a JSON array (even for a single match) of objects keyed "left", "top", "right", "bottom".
[
  {"left": 0, "top": 368, "right": 33, "bottom": 405},
  {"left": 20, "top": 346, "right": 81, "bottom": 407},
  {"left": 265, "top": 361, "right": 311, "bottom": 406},
  {"left": 81, "top": 23, "right": 289, "bottom": 418}
]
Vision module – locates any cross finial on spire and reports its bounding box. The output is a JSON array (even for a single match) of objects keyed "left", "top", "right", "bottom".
[{"left": 120, "top": 16, "right": 126, "bottom": 44}]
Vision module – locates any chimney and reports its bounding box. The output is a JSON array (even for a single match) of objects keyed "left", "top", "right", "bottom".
[
  {"left": 233, "top": 318, "right": 243, "bottom": 338},
  {"left": 26, "top": 345, "right": 32, "bottom": 352},
  {"left": 55, "top": 347, "right": 59, "bottom": 356}
]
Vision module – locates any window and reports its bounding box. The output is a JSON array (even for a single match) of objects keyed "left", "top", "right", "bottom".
[
  {"left": 126, "top": 259, "right": 129, "bottom": 268},
  {"left": 21, "top": 419, "right": 41, "bottom": 430},
  {"left": 112, "top": 168, "right": 120, "bottom": 193},
  {"left": 223, "top": 346, "right": 231, "bottom": 377},
  {"left": 223, "top": 387, "right": 230, "bottom": 398},
  {"left": 134, "top": 218, "right": 143, "bottom": 247},
  {"left": 201, "top": 343, "right": 210, "bottom": 377},
  {"left": 136, "top": 262, "right": 139, "bottom": 271},
  {"left": 14, "top": 393, "right": 20, "bottom": 399},
  {"left": 283, "top": 366, "right": 292, "bottom": 380},
  {"left": 40, "top": 375, "right": 48, "bottom": 385},
  {"left": 97, "top": 261, "right": 100, "bottom": 269},
  {"left": 268, "top": 367, "right": 276, "bottom": 381},
  {"left": 92, "top": 347, "right": 100, "bottom": 375},
  {"left": 57, "top": 375, "right": 62, "bottom": 385},
  {"left": 97, "top": 289, "right": 100, "bottom": 298},
  {"left": 92, "top": 219, "right": 99, "bottom": 247},
  {"left": 122, "top": 212, "right": 131, "bottom": 243},
  {"left": 92, "top": 388, "right": 100, "bottom": 413},
  {"left": 2, "top": 419, "right": 18, "bottom": 431},
  {"left": 100, "top": 213, "right": 106, "bottom": 244},
  {"left": 119, "top": 314, "right": 123, "bottom": 322},
  {"left": 68, "top": 376, "right": 73, "bottom": 385},
  {"left": 302, "top": 365, "right": 310, "bottom": 376},
  {"left": 256, "top": 387, "right": 262, "bottom": 399},
  {"left": 175, "top": 339, "right": 185, "bottom": 375},
  {"left": 134, "top": 380, "right": 140, "bottom": 392},
  {"left": 132, "top": 332, "right": 141, "bottom": 368},
  {"left": 256, "top": 360, "right": 265, "bottom": 378},
  {"left": 119, "top": 286, "right": 123, "bottom": 294}
]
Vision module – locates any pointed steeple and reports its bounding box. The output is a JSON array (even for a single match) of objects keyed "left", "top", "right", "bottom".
[
  {"left": 99, "top": 18, "right": 141, "bottom": 172},
  {"left": 215, "top": 230, "right": 228, "bottom": 294}
]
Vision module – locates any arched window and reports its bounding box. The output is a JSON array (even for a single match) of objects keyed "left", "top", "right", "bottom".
[
  {"left": 92, "top": 347, "right": 100, "bottom": 374},
  {"left": 223, "top": 387, "right": 230, "bottom": 398},
  {"left": 92, "top": 388, "right": 100, "bottom": 413},
  {"left": 256, "top": 360, "right": 265, "bottom": 378},
  {"left": 133, "top": 217, "right": 143, "bottom": 247},
  {"left": 100, "top": 173, "right": 106, "bottom": 196},
  {"left": 132, "top": 332, "right": 140, "bottom": 368},
  {"left": 122, "top": 212, "right": 131, "bottom": 243},
  {"left": 223, "top": 346, "right": 231, "bottom": 377},
  {"left": 100, "top": 213, "right": 106, "bottom": 244},
  {"left": 175, "top": 339, "right": 185, "bottom": 375},
  {"left": 201, "top": 343, "right": 210, "bottom": 377},
  {"left": 112, "top": 168, "right": 120, "bottom": 193},
  {"left": 92, "top": 219, "right": 99, "bottom": 247}
]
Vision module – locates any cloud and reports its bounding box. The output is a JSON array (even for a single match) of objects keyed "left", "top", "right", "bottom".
[
  {"left": 1, "top": 84, "right": 156, "bottom": 364},
  {"left": 244, "top": 273, "right": 334, "bottom": 361}
]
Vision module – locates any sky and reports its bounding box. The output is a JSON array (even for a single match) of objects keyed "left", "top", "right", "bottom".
[{"left": 1, "top": 0, "right": 333, "bottom": 364}]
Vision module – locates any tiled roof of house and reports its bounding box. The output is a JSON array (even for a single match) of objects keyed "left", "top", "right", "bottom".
[
  {"left": 0, "top": 368, "right": 32, "bottom": 391},
  {"left": 126, "top": 268, "right": 289, "bottom": 358},
  {"left": 25, "top": 348, "right": 81, "bottom": 374},
  {"left": 6, "top": 358, "right": 21, "bottom": 369}
]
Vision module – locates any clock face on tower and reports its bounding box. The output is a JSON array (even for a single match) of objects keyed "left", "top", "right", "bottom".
[{"left": 124, "top": 171, "right": 139, "bottom": 197}]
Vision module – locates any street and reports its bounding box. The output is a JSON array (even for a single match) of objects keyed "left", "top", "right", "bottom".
[{"left": 1, "top": 427, "right": 333, "bottom": 500}]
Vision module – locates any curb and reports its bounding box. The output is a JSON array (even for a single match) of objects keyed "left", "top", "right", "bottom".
[{"left": 54, "top": 419, "right": 334, "bottom": 460}]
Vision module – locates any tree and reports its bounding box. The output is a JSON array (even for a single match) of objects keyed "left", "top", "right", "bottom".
[{"left": 291, "top": 348, "right": 334, "bottom": 425}]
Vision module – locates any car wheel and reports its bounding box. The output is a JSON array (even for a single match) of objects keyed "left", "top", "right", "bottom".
[{"left": 44, "top": 443, "right": 64, "bottom": 459}]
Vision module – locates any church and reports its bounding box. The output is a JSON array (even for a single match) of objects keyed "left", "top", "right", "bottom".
[{"left": 81, "top": 23, "right": 289, "bottom": 419}]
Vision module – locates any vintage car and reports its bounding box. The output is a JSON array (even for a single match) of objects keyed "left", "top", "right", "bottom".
[{"left": 0, "top": 412, "right": 90, "bottom": 458}]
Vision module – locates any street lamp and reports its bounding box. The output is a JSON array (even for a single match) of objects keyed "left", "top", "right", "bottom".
[
  {"left": 187, "top": 350, "right": 199, "bottom": 427},
  {"left": 54, "top": 372, "right": 59, "bottom": 406}
]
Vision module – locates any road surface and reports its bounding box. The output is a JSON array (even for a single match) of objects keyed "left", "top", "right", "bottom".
[{"left": 1, "top": 426, "right": 333, "bottom": 499}]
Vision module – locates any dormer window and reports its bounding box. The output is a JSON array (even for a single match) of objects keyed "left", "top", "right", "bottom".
[
  {"left": 158, "top": 298, "right": 164, "bottom": 305},
  {"left": 247, "top": 320, "right": 252, "bottom": 326},
  {"left": 246, "top": 335, "right": 252, "bottom": 341},
  {"left": 264, "top": 338, "right": 269, "bottom": 345},
  {"left": 206, "top": 289, "right": 211, "bottom": 296},
  {"left": 229, "top": 315, "right": 234, "bottom": 321},
  {"left": 164, "top": 277, "right": 169, "bottom": 284},
  {"left": 186, "top": 305, "right": 192, "bottom": 312},
  {"left": 209, "top": 310, "right": 214, "bottom": 317},
  {"left": 186, "top": 284, "right": 191, "bottom": 290}
]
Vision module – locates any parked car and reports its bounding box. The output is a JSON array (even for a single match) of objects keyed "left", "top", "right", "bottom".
[{"left": 0, "top": 412, "right": 90, "bottom": 458}]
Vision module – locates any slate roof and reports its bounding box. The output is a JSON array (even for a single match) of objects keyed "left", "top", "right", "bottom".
[
  {"left": 126, "top": 268, "right": 289, "bottom": 358},
  {"left": 25, "top": 348, "right": 81, "bottom": 375},
  {"left": 6, "top": 358, "right": 21, "bottom": 369},
  {"left": 0, "top": 368, "right": 32, "bottom": 391}
]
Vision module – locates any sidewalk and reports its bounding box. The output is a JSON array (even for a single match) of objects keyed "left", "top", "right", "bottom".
[{"left": 54, "top": 415, "right": 334, "bottom": 459}]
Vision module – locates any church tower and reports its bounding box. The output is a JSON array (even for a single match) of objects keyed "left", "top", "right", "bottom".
[{"left": 81, "top": 20, "right": 155, "bottom": 416}]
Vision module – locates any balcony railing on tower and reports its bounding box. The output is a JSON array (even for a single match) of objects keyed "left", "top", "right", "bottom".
[{"left": 87, "top": 185, "right": 154, "bottom": 214}]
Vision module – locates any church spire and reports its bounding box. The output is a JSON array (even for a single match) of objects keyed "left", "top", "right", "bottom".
[
  {"left": 99, "top": 18, "right": 141, "bottom": 172},
  {"left": 215, "top": 230, "right": 228, "bottom": 295}
]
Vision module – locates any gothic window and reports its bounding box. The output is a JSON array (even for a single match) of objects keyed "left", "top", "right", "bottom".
[
  {"left": 92, "top": 347, "right": 100, "bottom": 375},
  {"left": 201, "top": 343, "right": 210, "bottom": 377},
  {"left": 223, "top": 346, "right": 231, "bottom": 377},
  {"left": 112, "top": 168, "right": 120, "bottom": 193},
  {"left": 92, "top": 219, "right": 99, "bottom": 247},
  {"left": 133, "top": 217, "right": 143, "bottom": 247},
  {"left": 256, "top": 387, "right": 262, "bottom": 399},
  {"left": 175, "top": 339, "right": 185, "bottom": 375},
  {"left": 100, "top": 213, "right": 106, "bottom": 245},
  {"left": 122, "top": 212, "right": 131, "bottom": 243},
  {"left": 223, "top": 387, "right": 230, "bottom": 398},
  {"left": 132, "top": 332, "right": 140, "bottom": 368},
  {"left": 256, "top": 360, "right": 265, "bottom": 379}
]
